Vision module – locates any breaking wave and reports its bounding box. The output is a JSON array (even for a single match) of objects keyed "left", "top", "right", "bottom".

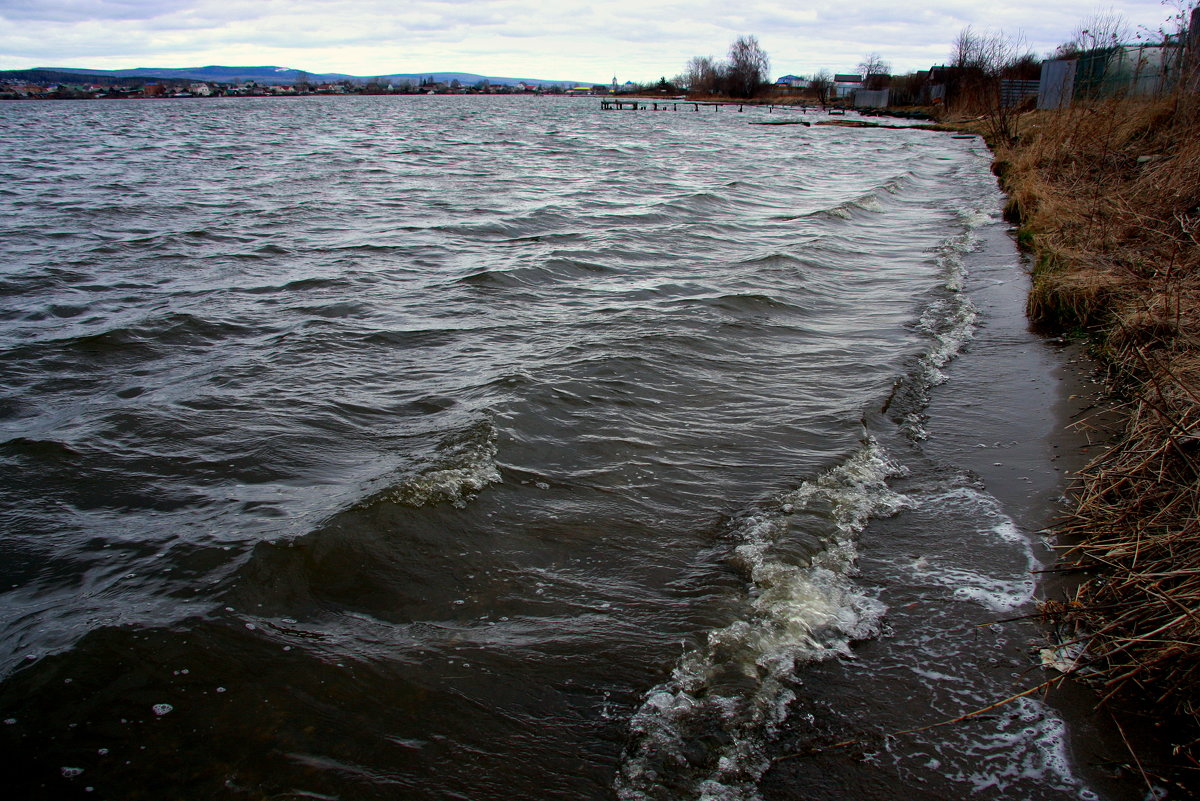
[
  {"left": 615, "top": 442, "right": 908, "bottom": 801},
  {"left": 366, "top": 419, "right": 501, "bottom": 509}
]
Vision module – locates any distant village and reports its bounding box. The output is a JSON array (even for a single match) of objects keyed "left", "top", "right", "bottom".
[
  {"left": 0, "top": 68, "right": 1023, "bottom": 105},
  {"left": 0, "top": 75, "right": 616, "bottom": 100},
  {"left": 2, "top": 31, "right": 1186, "bottom": 112},
  {"left": 0, "top": 67, "right": 1023, "bottom": 104}
]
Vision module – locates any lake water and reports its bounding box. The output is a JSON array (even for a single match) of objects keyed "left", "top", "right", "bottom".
[{"left": 0, "top": 94, "right": 1130, "bottom": 800}]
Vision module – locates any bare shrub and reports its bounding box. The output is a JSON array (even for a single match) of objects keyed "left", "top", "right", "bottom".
[{"left": 947, "top": 27, "right": 1035, "bottom": 144}]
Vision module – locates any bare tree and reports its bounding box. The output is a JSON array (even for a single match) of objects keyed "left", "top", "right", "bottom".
[
  {"left": 1183, "top": 4, "right": 1200, "bottom": 96},
  {"left": 948, "top": 26, "right": 1033, "bottom": 143},
  {"left": 683, "top": 55, "right": 722, "bottom": 95},
  {"left": 727, "top": 35, "right": 769, "bottom": 98},
  {"left": 856, "top": 52, "right": 891, "bottom": 89},
  {"left": 1055, "top": 9, "right": 1130, "bottom": 56},
  {"left": 951, "top": 26, "right": 982, "bottom": 70},
  {"left": 809, "top": 69, "right": 833, "bottom": 107},
  {"left": 681, "top": 35, "right": 769, "bottom": 98},
  {"left": 1051, "top": 9, "right": 1132, "bottom": 100}
]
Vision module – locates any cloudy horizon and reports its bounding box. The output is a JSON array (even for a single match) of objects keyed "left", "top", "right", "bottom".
[{"left": 0, "top": 1, "right": 1187, "bottom": 84}]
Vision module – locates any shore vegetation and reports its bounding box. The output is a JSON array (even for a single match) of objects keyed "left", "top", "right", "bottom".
[{"left": 954, "top": 1, "right": 1200, "bottom": 779}]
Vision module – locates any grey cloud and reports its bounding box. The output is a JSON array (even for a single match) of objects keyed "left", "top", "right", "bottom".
[
  {"left": 0, "top": 0, "right": 1181, "bottom": 80},
  {"left": 0, "top": 0, "right": 196, "bottom": 23}
]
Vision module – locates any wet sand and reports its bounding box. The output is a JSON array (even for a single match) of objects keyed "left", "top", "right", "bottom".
[{"left": 916, "top": 222, "right": 1147, "bottom": 799}]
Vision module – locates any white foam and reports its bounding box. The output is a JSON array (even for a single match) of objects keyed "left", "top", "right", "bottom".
[
  {"left": 1040, "top": 641, "right": 1087, "bottom": 674},
  {"left": 387, "top": 461, "right": 501, "bottom": 508},
  {"left": 379, "top": 420, "right": 500, "bottom": 508},
  {"left": 901, "top": 486, "right": 1038, "bottom": 612},
  {"left": 893, "top": 220, "right": 982, "bottom": 442},
  {"left": 936, "top": 230, "right": 976, "bottom": 293},
  {"left": 949, "top": 696, "right": 1097, "bottom": 798},
  {"left": 960, "top": 208, "right": 999, "bottom": 229},
  {"left": 919, "top": 297, "right": 978, "bottom": 372},
  {"left": 616, "top": 441, "right": 908, "bottom": 800},
  {"left": 824, "top": 191, "right": 886, "bottom": 219},
  {"left": 853, "top": 195, "right": 885, "bottom": 213}
]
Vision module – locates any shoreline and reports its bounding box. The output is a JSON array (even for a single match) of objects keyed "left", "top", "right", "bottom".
[
  {"left": 918, "top": 216, "right": 1150, "bottom": 799},
  {"left": 956, "top": 97, "right": 1200, "bottom": 793},
  {"left": 762, "top": 200, "right": 1152, "bottom": 799}
]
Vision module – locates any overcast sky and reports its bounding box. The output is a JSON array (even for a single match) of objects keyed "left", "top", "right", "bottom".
[{"left": 0, "top": 1, "right": 1186, "bottom": 82}]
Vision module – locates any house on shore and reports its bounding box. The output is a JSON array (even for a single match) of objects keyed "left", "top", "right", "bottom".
[{"left": 775, "top": 74, "right": 808, "bottom": 88}]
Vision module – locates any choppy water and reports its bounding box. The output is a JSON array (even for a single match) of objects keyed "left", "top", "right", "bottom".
[{"left": 0, "top": 95, "right": 1117, "bottom": 800}]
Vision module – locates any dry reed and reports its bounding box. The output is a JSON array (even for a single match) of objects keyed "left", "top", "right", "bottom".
[{"left": 989, "top": 92, "right": 1200, "bottom": 759}]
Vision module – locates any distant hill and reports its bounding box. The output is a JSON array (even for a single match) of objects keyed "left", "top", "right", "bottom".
[{"left": 5, "top": 65, "right": 598, "bottom": 88}]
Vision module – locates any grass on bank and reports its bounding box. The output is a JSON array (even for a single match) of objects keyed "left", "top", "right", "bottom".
[{"left": 984, "top": 91, "right": 1200, "bottom": 764}]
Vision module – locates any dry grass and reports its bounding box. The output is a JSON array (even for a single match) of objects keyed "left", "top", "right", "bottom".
[{"left": 991, "top": 92, "right": 1200, "bottom": 759}]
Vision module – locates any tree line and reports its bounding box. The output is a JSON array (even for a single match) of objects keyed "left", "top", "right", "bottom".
[
  {"left": 674, "top": 37, "right": 894, "bottom": 103},
  {"left": 681, "top": 36, "right": 770, "bottom": 98},
  {"left": 672, "top": 5, "right": 1191, "bottom": 112}
]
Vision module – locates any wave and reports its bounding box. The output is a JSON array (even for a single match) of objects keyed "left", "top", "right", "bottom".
[
  {"left": 498, "top": 232, "right": 586, "bottom": 245},
  {"left": 779, "top": 173, "right": 914, "bottom": 221},
  {"left": 882, "top": 224, "right": 983, "bottom": 440},
  {"left": 651, "top": 191, "right": 742, "bottom": 217},
  {"left": 615, "top": 441, "right": 908, "bottom": 801},
  {"left": 292, "top": 300, "right": 371, "bottom": 319},
  {"left": 435, "top": 206, "right": 578, "bottom": 241},
  {"left": 457, "top": 257, "right": 617, "bottom": 290},
  {"left": 728, "top": 252, "right": 813, "bottom": 276},
  {"left": 0, "top": 436, "right": 81, "bottom": 462},
  {"left": 363, "top": 418, "right": 501, "bottom": 510},
  {"left": 239, "top": 276, "right": 346, "bottom": 295},
  {"left": 823, "top": 192, "right": 886, "bottom": 219},
  {"left": 14, "top": 313, "right": 269, "bottom": 364},
  {"left": 662, "top": 293, "right": 805, "bottom": 321}
]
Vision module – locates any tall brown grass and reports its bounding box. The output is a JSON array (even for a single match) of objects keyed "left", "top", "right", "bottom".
[{"left": 994, "top": 91, "right": 1200, "bottom": 758}]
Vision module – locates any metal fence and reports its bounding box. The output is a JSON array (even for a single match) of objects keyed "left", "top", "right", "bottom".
[
  {"left": 999, "top": 79, "right": 1039, "bottom": 108},
  {"left": 1038, "top": 43, "right": 1187, "bottom": 109},
  {"left": 853, "top": 89, "right": 890, "bottom": 108}
]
